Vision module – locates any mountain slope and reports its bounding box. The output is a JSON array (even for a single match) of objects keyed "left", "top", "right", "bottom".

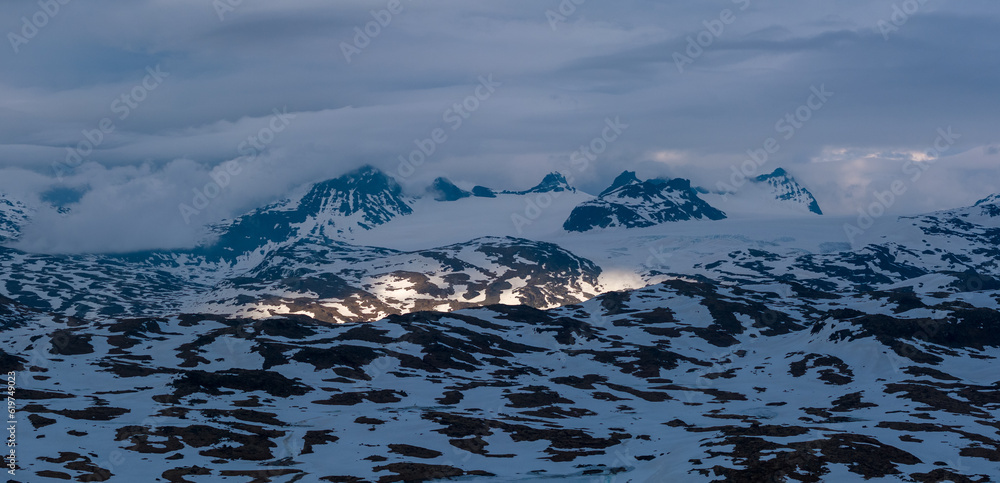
[
  {"left": 697, "top": 167, "right": 823, "bottom": 217},
  {"left": 0, "top": 193, "right": 32, "bottom": 243},
  {"left": 208, "top": 165, "right": 414, "bottom": 257},
  {"left": 975, "top": 192, "right": 1000, "bottom": 207},
  {"left": 753, "top": 167, "right": 823, "bottom": 214},
  {"left": 193, "top": 236, "right": 603, "bottom": 322},
  {"left": 0, "top": 234, "right": 605, "bottom": 322},
  {"left": 428, "top": 177, "right": 472, "bottom": 201},
  {"left": 564, "top": 171, "right": 725, "bottom": 232},
  {"left": 503, "top": 172, "right": 576, "bottom": 195}
]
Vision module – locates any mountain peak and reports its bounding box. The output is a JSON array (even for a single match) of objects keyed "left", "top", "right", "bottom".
[
  {"left": 756, "top": 167, "right": 788, "bottom": 180},
  {"left": 536, "top": 172, "right": 572, "bottom": 191},
  {"left": 324, "top": 165, "right": 392, "bottom": 190},
  {"left": 207, "top": 166, "right": 413, "bottom": 256},
  {"left": 505, "top": 172, "right": 576, "bottom": 195},
  {"left": 564, "top": 173, "right": 725, "bottom": 232},
  {"left": 354, "top": 164, "right": 381, "bottom": 175},
  {"left": 471, "top": 186, "right": 497, "bottom": 198},
  {"left": 661, "top": 177, "right": 693, "bottom": 192},
  {"left": 601, "top": 171, "right": 640, "bottom": 196},
  {"left": 752, "top": 167, "right": 823, "bottom": 215},
  {"left": 974, "top": 193, "right": 1000, "bottom": 207},
  {"left": 429, "top": 177, "right": 472, "bottom": 202},
  {"left": 295, "top": 166, "right": 412, "bottom": 229}
]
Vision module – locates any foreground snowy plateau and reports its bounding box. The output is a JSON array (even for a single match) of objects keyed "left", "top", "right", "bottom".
[{"left": 2, "top": 165, "right": 999, "bottom": 482}]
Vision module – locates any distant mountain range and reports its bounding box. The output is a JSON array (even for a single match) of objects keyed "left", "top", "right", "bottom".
[
  {"left": 428, "top": 172, "right": 574, "bottom": 202},
  {"left": 2, "top": 166, "right": 832, "bottom": 251},
  {"left": 2, "top": 164, "right": 998, "bottom": 324},
  {"left": 0, "top": 165, "right": 832, "bottom": 322},
  {"left": 206, "top": 165, "right": 824, "bottom": 245}
]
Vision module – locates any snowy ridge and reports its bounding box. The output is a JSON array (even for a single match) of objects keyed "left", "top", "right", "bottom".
[
  {"left": 192, "top": 236, "right": 603, "bottom": 322},
  {"left": 697, "top": 167, "right": 823, "bottom": 218},
  {"left": 428, "top": 172, "right": 575, "bottom": 203},
  {"left": 0, "top": 193, "right": 32, "bottom": 243},
  {"left": 974, "top": 192, "right": 1000, "bottom": 207},
  {"left": 208, "top": 165, "right": 415, "bottom": 257},
  {"left": 753, "top": 167, "right": 823, "bottom": 214},
  {"left": 563, "top": 171, "right": 726, "bottom": 232},
  {"left": 502, "top": 172, "right": 576, "bottom": 195}
]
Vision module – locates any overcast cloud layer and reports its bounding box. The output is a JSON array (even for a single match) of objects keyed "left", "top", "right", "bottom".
[{"left": 1, "top": 0, "right": 999, "bottom": 252}]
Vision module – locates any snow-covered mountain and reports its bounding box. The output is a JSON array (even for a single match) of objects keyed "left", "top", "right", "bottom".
[
  {"left": 563, "top": 171, "right": 726, "bottom": 232},
  {"left": 975, "top": 192, "right": 1000, "bottom": 207},
  {"left": 430, "top": 172, "right": 577, "bottom": 202},
  {"left": 428, "top": 177, "right": 473, "bottom": 201},
  {"left": 194, "top": 236, "right": 602, "bottom": 322},
  {"left": 0, "top": 193, "right": 32, "bottom": 242},
  {"left": 698, "top": 167, "right": 823, "bottom": 217},
  {"left": 207, "top": 165, "right": 415, "bottom": 257},
  {"left": 502, "top": 172, "right": 576, "bottom": 195},
  {"left": 974, "top": 192, "right": 1000, "bottom": 217},
  {"left": 1, "top": 166, "right": 996, "bottom": 324},
  {"left": 0, "top": 169, "right": 607, "bottom": 321},
  {"left": 753, "top": 167, "right": 823, "bottom": 214}
]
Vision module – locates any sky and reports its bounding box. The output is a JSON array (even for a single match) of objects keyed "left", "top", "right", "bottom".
[{"left": 0, "top": 0, "right": 998, "bottom": 252}]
